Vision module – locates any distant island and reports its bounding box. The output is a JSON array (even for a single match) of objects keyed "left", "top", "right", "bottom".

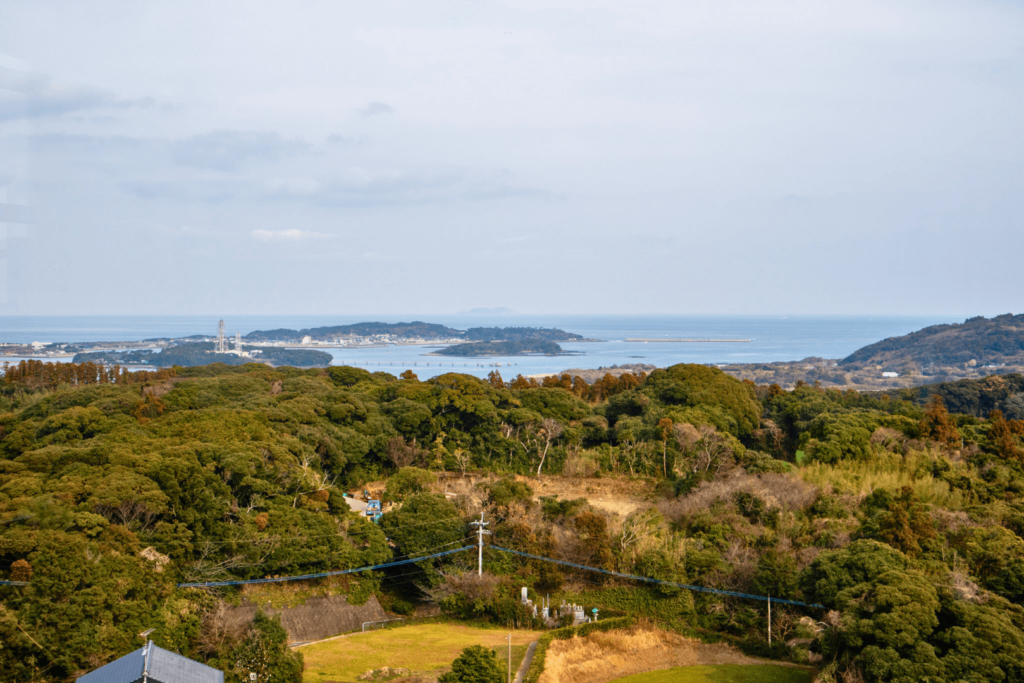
[
  {"left": 463, "top": 327, "right": 583, "bottom": 342},
  {"left": 432, "top": 340, "right": 579, "bottom": 357}
]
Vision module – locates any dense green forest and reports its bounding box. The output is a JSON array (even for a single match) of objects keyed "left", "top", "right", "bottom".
[
  {"left": 881, "top": 373, "right": 1024, "bottom": 419},
  {"left": 842, "top": 313, "right": 1024, "bottom": 369},
  {"left": 464, "top": 327, "right": 583, "bottom": 342},
  {"left": 3, "top": 361, "right": 1024, "bottom": 682},
  {"left": 74, "top": 343, "right": 333, "bottom": 368},
  {"left": 435, "top": 340, "right": 570, "bottom": 356}
]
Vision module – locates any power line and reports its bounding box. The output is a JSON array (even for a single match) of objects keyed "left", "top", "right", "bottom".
[
  {"left": 184, "top": 513, "right": 477, "bottom": 548},
  {"left": 5, "top": 521, "right": 822, "bottom": 609},
  {"left": 176, "top": 546, "right": 475, "bottom": 588},
  {"left": 489, "top": 545, "right": 823, "bottom": 609}
]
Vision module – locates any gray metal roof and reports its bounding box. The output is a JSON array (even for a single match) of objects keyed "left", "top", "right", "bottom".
[{"left": 77, "top": 642, "right": 223, "bottom": 683}]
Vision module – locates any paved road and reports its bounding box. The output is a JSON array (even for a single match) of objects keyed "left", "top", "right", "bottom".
[{"left": 514, "top": 641, "right": 539, "bottom": 683}]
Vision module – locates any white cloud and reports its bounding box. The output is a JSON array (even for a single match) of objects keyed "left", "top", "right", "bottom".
[
  {"left": 172, "top": 130, "right": 308, "bottom": 171},
  {"left": 358, "top": 101, "right": 393, "bottom": 117},
  {"left": 250, "top": 229, "right": 330, "bottom": 241},
  {"left": 265, "top": 177, "right": 321, "bottom": 196},
  {"left": 0, "top": 67, "right": 153, "bottom": 121}
]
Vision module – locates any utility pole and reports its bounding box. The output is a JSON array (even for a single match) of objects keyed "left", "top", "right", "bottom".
[
  {"left": 507, "top": 633, "right": 512, "bottom": 683},
  {"left": 767, "top": 595, "right": 771, "bottom": 646},
  {"left": 470, "top": 512, "right": 490, "bottom": 576}
]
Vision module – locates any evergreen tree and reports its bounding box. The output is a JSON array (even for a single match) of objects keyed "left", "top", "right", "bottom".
[{"left": 439, "top": 645, "right": 504, "bottom": 683}]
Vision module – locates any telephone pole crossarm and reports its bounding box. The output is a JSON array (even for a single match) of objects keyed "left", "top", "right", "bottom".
[{"left": 469, "top": 512, "right": 491, "bottom": 576}]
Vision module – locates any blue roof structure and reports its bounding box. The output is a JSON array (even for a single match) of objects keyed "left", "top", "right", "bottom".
[{"left": 77, "top": 642, "right": 224, "bottom": 683}]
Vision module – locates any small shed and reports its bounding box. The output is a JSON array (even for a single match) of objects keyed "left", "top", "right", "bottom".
[{"left": 77, "top": 641, "right": 223, "bottom": 683}]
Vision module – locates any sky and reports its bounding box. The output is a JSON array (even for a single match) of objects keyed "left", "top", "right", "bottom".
[{"left": 0, "top": 0, "right": 1021, "bottom": 316}]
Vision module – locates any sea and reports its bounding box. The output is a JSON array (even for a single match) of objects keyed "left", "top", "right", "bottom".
[{"left": 0, "top": 314, "right": 961, "bottom": 380}]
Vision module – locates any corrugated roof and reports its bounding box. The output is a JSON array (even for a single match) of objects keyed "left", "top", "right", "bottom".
[
  {"left": 78, "top": 645, "right": 145, "bottom": 683},
  {"left": 148, "top": 644, "right": 223, "bottom": 683},
  {"left": 77, "top": 642, "right": 223, "bottom": 683}
]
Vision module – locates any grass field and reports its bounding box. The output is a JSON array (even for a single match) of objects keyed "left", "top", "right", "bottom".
[
  {"left": 610, "top": 665, "right": 813, "bottom": 683},
  {"left": 300, "top": 623, "right": 540, "bottom": 682}
]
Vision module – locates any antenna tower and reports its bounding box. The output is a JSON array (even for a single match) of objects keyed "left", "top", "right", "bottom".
[{"left": 217, "top": 320, "right": 226, "bottom": 353}]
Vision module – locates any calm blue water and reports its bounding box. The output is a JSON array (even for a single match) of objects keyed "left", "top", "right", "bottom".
[{"left": 0, "top": 314, "right": 961, "bottom": 380}]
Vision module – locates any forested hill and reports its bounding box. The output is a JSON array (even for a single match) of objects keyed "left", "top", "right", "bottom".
[
  {"left": 243, "top": 321, "right": 463, "bottom": 341},
  {"left": 464, "top": 327, "right": 583, "bottom": 342},
  {"left": 434, "top": 339, "right": 570, "bottom": 356},
  {"left": 841, "top": 313, "right": 1024, "bottom": 369},
  {"left": 5, "top": 362, "right": 1024, "bottom": 682}
]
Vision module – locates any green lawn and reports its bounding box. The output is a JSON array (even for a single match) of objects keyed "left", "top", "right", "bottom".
[
  {"left": 610, "top": 665, "right": 813, "bottom": 683},
  {"left": 300, "top": 623, "right": 540, "bottom": 682}
]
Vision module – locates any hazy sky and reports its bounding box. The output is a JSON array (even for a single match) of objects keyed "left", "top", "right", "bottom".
[{"left": 0, "top": 0, "right": 1021, "bottom": 316}]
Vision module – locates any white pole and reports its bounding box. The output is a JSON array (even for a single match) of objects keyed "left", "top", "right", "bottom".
[
  {"left": 767, "top": 595, "right": 771, "bottom": 646},
  {"left": 471, "top": 512, "right": 489, "bottom": 576}
]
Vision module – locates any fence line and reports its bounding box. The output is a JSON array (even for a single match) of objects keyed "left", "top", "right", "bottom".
[{"left": 362, "top": 618, "right": 404, "bottom": 632}]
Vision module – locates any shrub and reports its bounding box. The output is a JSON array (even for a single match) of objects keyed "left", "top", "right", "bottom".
[
  {"left": 439, "top": 645, "right": 505, "bottom": 683},
  {"left": 487, "top": 477, "right": 534, "bottom": 507},
  {"left": 385, "top": 467, "right": 435, "bottom": 501},
  {"left": 540, "top": 496, "right": 586, "bottom": 521}
]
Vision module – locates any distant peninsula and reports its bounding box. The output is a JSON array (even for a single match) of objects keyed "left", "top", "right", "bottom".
[
  {"left": 49, "top": 321, "right": 592, "bottom": 366},
  {"left": 840, "top": 314, "right": 1024, "bottom": 370},
  {"left": 74, "top": 342, "right": 333, "bottom": 368},
  {"left": 244, "top": 321, "right": 463, "bottom": 342}
]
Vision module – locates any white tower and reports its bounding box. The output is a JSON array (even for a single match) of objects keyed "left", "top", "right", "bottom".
[{"left": 217, "top": 320, "right": 226, "bottom": 353}]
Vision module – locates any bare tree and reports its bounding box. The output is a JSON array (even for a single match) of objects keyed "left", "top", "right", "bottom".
[
  {"left": 452, "top": 448, "right": 472, "bottom": 477},
  {"left": 536, "top": 418, "right": 564, "bottom": 477},
  {"left": 423, "top": 571, "right": 499, "bottom": 603},
  {"left": 754, "top": 419, "right": 784, "bottom": 452},
  {"left": 183, "top": 538, "right": 279, "bottom": 585},
  {"left": 618, "top": 508, "right": 660, "bottom": 553},
  {"left": 386, "top": 436, "right": 427, "bottom": 468},
  {"left": 673, "top": 423, "right": 734, "bottom": 477},
  {"left": 93, "top": 499, "right": 159, "bottom": 531},
  {"left": 672, "top": 422, "right": 701, "bottom": 453},
  {"left": 290, "top": 453, "right": 337, "bottom": 507}
]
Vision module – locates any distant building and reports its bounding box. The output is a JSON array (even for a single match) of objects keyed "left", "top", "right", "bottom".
[
  {"left": 301, "top": 335, "right": 312, "bottom": 345},
  {"left": 77, "top": 641, "right": 223, "bottom": 683},
  {"left": 882, "top": 372, "right": 899, "bottom": 378}
]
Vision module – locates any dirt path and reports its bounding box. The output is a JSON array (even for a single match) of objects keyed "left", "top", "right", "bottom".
[
  {"left": 416, "top": 473, "right": 659, "bottom": 520},
  {"left": 514, "top": 641, "right": 539, "bottom": 683},
  {"left": 527, "top": 475, "right": 657, "bottom": 518}
]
